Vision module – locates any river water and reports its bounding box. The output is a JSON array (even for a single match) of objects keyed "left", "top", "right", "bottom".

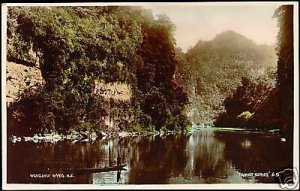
[{"left": 7, "top": 128, "right": 293, "bottom": 184}]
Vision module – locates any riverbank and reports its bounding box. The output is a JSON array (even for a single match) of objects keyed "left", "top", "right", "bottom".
[
  {"left": 9, "top": 128, "right": 192, "bottom": 144},
  {"left": 9, "top": 125, "right": 282, "bottom": 144}
]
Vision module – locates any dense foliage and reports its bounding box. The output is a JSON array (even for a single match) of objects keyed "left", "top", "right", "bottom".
[
  {"left": 135, "top": 15, "right": 189, "bottom": 131},
  {"left": 7, "top": 6, "right": 190, "bottom": 136},
  {"left": 213, "top": 5, "right": 294, "bottom": 136},
  {"left": 273, "top": 5, "right": 294, "bottom": 136},
  {"left": 176, "top": 31, "right": 277, "bottom": 125},
  {"left": 8, "top": 5, "right": 292, "bottom": 137},
  {"left": 214, "top": 77, "right": 274, "bottom": 128}
]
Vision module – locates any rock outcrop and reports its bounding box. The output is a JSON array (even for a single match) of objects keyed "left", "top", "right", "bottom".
[{"left": 6, "top": 61, "right": 44, "bottom": 104}]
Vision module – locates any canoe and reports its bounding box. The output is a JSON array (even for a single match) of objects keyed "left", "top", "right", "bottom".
[{"left": 63, "top": 164, "right": 127, "bottom": 174}]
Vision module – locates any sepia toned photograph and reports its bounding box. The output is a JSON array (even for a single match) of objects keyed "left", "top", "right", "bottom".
[{"left": 1, "top": 2, "right": 299, "bottom": 190}]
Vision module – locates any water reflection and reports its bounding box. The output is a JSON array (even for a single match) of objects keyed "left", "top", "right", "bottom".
[
  {"left": 7, "top": 129, "right": 292, "bottom": 184},
  {"left": 126, "top": 134, "right": 190, "bottom": 184},
  {"left": 214, "top": 130, "right": 293, "bottom": 183}
]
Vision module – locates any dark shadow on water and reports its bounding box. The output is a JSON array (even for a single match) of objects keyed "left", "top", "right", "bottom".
[
  {"left": 7, "top": 129, "right": 293, "bottom": 184},
  {"left": 214, "top": 130, "right": 293, "bottom": 183}
]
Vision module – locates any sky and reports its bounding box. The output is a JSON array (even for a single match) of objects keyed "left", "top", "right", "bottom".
[{"left": 143, "top": 4, "right": 280, "bottom": 52}]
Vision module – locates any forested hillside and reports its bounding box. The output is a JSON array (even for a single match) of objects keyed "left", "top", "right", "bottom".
[
  {"left": 7, "top": 6, "right": 190, "bottom": 136},
  {"left": 6, "top": 5, "right": 293, "bottom": 139},
  {"left": 176, "top": 31, "right": 277, "bottom": 125},
  {"left": 214, "top": 5, "right": 294, "bottom": 140}
]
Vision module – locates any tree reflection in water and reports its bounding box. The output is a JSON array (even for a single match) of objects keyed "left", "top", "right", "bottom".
[
  {"left": 7, "top": 129, "right": 292, "bottom": 184},
  {"left": 126, "top": 134, "right": 190, "bottom": 184},
  {"left": 214, "top": 130, "right": 293, "bottom": 183}
]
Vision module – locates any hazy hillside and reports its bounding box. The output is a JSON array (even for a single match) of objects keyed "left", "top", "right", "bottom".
[{"left": 176, "top": 30, "right": 277, "bottom": 125}]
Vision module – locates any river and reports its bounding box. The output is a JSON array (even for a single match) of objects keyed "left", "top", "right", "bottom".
[{"left": 7, "top": 128, "right": 293, "bottom": 184}]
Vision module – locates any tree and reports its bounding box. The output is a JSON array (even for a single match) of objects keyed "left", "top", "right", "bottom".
[
  {"left": 135, "top": 14, "right": 189, "bottom": 131},
  {"left": 214, "top": 77, "right": 272, "bottom": 128},
  {"left": 273, "top": 5, "right": 294, "bottom": 137},
  {"left": 7, "top": 7, "right": 190, "bottom": 135},
  {"left": 7, "top": 6, "right": 143, "bottom": 134}
]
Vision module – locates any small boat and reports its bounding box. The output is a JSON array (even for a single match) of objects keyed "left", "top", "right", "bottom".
[{"left": 63, "top": 164, "right": 127, "bottom": 174}]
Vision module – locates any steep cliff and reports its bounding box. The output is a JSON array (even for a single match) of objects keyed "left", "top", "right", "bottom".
[{"left": 6, "top": 6, "right": 190, "bottom": 136}]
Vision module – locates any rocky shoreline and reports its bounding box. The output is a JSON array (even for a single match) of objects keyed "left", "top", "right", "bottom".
[{"left": 9, "top": 129, "right": 192, "bottom": 144}]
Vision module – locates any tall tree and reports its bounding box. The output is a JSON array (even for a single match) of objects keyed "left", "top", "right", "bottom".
[{"left": 274, "top": 5, "right": 294, "bottom": 137}]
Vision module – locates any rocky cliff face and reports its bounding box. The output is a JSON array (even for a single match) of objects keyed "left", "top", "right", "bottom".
[
  {"left": 94, "top": 80, "right": 132, "bottom": 101},
  {"left": 94, "top": 80, "right": 133, "bottom": 132},
  {"left": 6, "top": 61, "right": 44, "bottom": 104},
  {"left": 6, "top": 60, "right": 134, "bottom": 137}
]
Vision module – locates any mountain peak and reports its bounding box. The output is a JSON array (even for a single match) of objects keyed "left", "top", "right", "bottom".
[
  {"left": 213, "top": 30, "right": 256, "bottom": 46},
  {"left": 216, "top": 30, "right": 241, "bottom": 37}
]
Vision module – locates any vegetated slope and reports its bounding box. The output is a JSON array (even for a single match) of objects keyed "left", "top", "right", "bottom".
[
  {"left": 7, "top": 6, "right": 189, "bottom": 136},
  {"left": 213, "top": 76, "right": 275, "bottom": 128},
  {"left": 214, "top": 5, "right": 294, "bottom": 141},
  {"left": 176, "top": 30, "right": 277, "bottom": 125}
]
